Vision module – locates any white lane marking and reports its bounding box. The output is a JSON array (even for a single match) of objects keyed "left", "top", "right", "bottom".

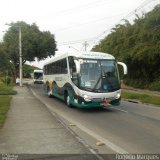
[
  {"left": 109, "top": 106, "right": 129, "bottom": 113},
  {"left": 31, "top": 88, "right": 129, "bottom": 154}
]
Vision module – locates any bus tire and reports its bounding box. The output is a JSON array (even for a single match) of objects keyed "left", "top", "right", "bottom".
[
  {"left": 65, "top": 92, "right": 72, "bottom": 107},
  {"left": 47, "top": 86, "right": 52, "bottom": 98}
]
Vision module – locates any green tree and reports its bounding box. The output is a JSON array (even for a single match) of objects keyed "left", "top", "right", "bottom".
[
  {"left": 23, "top": 64, "right": 40, "bottom": 78},
  {"left": 92, "top": 4, "right": 160, "bottom": 90},
  {"left": 0, "top": 42, "right": 14, "bottom": 84},
  {"left": 0, "top": 43, "right": 8, "bottom": 69},
  {"left": 2, "top": 21, "right": 57, "bottom": 77}
]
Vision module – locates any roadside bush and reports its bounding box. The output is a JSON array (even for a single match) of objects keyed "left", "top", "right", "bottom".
[
  {"left": 1, "top": 77, "right": 11, "bottom": 85},
  {"left": 124, "top": 78, "right": 160, "bottom": 91},
  {"left": 0, "top": 82, "right": 17, "bottom": 95},
  {"left": 124, "top": 78, "right": 149, "bottom": 89},
  {"left": 148, "top": 81, "right": 160, "bottom": 91}
]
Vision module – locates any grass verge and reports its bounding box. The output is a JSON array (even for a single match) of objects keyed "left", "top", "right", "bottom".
[
  {"left": 0, "top": 96, "right": 12, "bottom": 127},
  {"left": 122, "top": 91, "right": 160, "bottom": 106},
  {"left": 0, "top": 82, "right": 16, "bottom": 127}
]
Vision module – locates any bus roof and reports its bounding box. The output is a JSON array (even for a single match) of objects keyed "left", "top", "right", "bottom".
[
  {"left": 34, "top": 69, "right": 43, "bottom": 73},
  {"left": 44, "top": 51, "right": 115, "bottom": 66}
]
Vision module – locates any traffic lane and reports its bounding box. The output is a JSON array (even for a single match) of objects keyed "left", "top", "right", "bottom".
[
  {"left": 30, "top": 84, "right": 160, "bottom": 153},
  {"left": 114, "top": 101, "right": 160, "bottom": 120},
  {"left": 74, "top": 108, "right": 160, "bottom": 154}
]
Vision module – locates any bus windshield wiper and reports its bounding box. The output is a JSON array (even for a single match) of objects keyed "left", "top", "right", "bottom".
[{"left": 92, "top": 74, "right": 102, "bottom": 91}]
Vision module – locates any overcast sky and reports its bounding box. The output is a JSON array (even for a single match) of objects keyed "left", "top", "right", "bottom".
[{"left": 0, "top": 0, "right": 158, "bottom": 68}]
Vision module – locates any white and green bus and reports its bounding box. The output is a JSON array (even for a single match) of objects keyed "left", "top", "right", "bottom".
[
  {"left": 33, "top": 69, "right": 43, "bottom": 84},
  {"left": 43, "top": 51, "right": 127, "bottom": 108}
]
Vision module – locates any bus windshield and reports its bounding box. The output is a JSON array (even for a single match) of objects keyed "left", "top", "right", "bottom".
[
  {"left": 79, "top": 59, "right": 120, "bottom": 92},
  {"left": 34, "top": 72, "right": 43, "bottom": 80}
]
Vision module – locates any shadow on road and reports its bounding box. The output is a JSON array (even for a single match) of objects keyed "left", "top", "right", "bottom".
[{"left": 77, "top": 107, "right": 115, "bottom": 113}]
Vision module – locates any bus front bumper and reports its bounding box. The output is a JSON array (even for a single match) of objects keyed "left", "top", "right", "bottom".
[{"left": 71, "top": 97, "right": 121, "bottom": 108}]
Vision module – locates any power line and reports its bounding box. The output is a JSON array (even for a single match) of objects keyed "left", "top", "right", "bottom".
[
  {"left": 58, "top": 0, "right": 159, "bottom": 48},
  {"left": 91, "top": 0, "right": 157, "bottom": 42},
  {"left": 36, "top": 0, "right": 114, "bottom": 20},
  {"left": 53, "top": 11, "right": 128, "bottom": 33}
]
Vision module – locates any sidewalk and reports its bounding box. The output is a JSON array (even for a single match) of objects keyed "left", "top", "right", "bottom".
[{"left": 0, "top": 86, "right": 98, "bottom": 159}]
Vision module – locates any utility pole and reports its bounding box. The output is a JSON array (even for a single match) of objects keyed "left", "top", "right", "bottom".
[
  {"left": 84, "top": 41, "right": 88, "bottom": 51},
  {"left": 19, "top": 27, "right": 23, "bottom": 87}
]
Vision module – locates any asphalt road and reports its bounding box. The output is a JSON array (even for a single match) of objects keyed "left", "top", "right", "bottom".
[{"left": 29, "top": 83, "right": 160, "bottom": 154}]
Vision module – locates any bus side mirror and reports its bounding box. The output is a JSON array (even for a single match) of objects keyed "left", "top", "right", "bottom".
[
  {"left": 117, "top": 62, "right": 127, "bottom": 75},
  {"left": 74, "top": 60, "right": 80, "bottom": 74}
]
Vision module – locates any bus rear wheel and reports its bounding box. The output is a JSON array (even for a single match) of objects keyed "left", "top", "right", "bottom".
[{"left": 47, "top": 86, "right": 52, "bottom": 98}]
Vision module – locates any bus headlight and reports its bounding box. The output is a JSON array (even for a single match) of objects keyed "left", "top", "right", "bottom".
[
  {"left": 115, "top": 93, "right": 121, "bottom": 99},
  {"left": 83, "top": 95, "right": 92, "bottom": 102}
]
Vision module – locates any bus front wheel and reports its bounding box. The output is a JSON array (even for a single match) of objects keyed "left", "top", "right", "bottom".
[{"left": 65, "top": 93, "right": 72, "bottom": 107}]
